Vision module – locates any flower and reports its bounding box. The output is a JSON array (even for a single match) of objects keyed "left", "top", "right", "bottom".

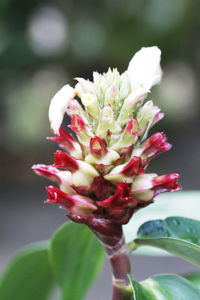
[{"left": 33, "top": 46, "right": 180, "bottom": 226}]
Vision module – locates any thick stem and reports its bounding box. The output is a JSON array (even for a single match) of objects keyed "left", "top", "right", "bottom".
[
  {"left": 108, "top": 240, "right": 132, "bottom": 300},
  {"left": 69, "top": 215, "right": 133, "bottom": 299},
  {"left": 112, "top": 284, "right": 133, "bottom": 300},
  {"left": 88, "top": 221, "right": 132, "bottom": 299},
  {"left": 110, "top": 247, "right": 130, "bottom": 283}
]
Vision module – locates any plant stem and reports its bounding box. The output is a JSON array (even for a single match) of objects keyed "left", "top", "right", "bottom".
[
  {"left": 71, "top": 216, "right": 133, "bottom": 299},
  {"left": 89, "top": 222, "right": 133, "bottom": 299},
  {"left": 108, "top": 239, "right": 132, "bottom": 300}
]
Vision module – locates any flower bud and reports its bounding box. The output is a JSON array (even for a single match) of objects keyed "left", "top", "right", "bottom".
[
  {"left": 71, "top": 160, "right": 99, "bottom": 187},
  {"left": 68, "top": 115, "right": 94, "bottom": 150},
  {"left": 153, "top": 173, "right": 181, "bottom": 196},
  {"left": 54, "top": 150, "right": 99, "bottom": 187},
  {"left": 67, "top": 99, "right": 89, "bottom": 124},
  {"left": 47, "top": 127, "right": 83, "bottom": 159},
  {"left": 137, "top": 101, "right": 163, "bottom": 137},
  {"left": 75, "top": 77, "right": 95, "bottom": 96},
  {"left": 45, "top": 186, "right": 97, "bottom": 215},
  {"left": 54, "top": 150, "right": 79, "bottom": 172},
  {"left": 117, "top": 88, "right": 148, "bottom": 127},
  {"left": 81, "top": 93, "right": 100, "bottom": 119},
  {"left": 90, "top": 136, "right": 107, "bottom": 155},
  {"left": 131, "top": 173, "right": 181, "bottom": 201},
  {"left": 132, "top": 132, "right": 171, "bottom": 167},
  {"left": 85, "top": 136, "right": 120, "bottom": 169},
  {"left": 104, "top": 84, "right": 119, "bottom": 108},
  {"left": 32, "top": 164, "right": 75, "bottom": 194},
  {"left": 97, "top": 182, "right": 137, "bottom": 223},
  {"left": 96, "top": 105, "right": 120, "bottom": 138},
  {"left": 118, "top": 71, "right": 131, "bottom": 100},
  {"left": 111, "top": 119, "right": 140, "bottom": 153},
  {"left": 104, "top": 156, "right": 144, "bottom": 184}
]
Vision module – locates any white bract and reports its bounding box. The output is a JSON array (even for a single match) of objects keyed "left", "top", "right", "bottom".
[
  {"left": 49, "top": 84, "right": 75, "bottom": 134},
  {"left": 127, "top": 46, "right": 162, "bottom": 91}
]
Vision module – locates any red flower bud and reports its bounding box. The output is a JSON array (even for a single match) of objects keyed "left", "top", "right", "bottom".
[
  {"left": 126, "top": 118, "right": 141, "bottom": 135},
  {"left": 131, "top": 173, "right": 181, "bottom": 202},
  {"left": 90, "top": 136, "right": 108, "bottom": 155},
  {"left": 48, "top": 127, "right": 77, "bottom": 151},
  {"left": 45, "top": 185, "right": 73, "bottom": 207},
  {"left": 54, "top": 150, "right": 79, "bottom": 172},
  {"left": 97, "top": 182, "right": 137, "bottom": 223},
  {"left": 97, "top": 182, "right": 136, "bottom": 208},
  {"left": 32, "top": 164, "right": 61, "bottom": 184},
  {"left": 68, "top": 115, "right": 85, "bottom": 132},
  {"left": 142, "top": 132, "right": 171, "bottom": 158},
  {"left": 121, "top": 156, "right": 144, "bottom": 176},
  {"left": 45, "top": 185, "right": 97, "bottom": 215},
  {"left": 152, "top": 173, "right": 181, "bottom": 196}
]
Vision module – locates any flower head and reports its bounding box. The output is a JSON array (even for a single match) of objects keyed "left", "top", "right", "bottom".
[{"left": 33, "top": 46, "right": 180, "bottom": 226}]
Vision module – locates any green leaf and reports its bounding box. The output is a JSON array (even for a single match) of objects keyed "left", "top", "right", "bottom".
[
  {"left": 129, "top": 274, "right": 200, "bottom": 300},
  {"left": 0, "top": 242, "right": 54, "bottom": 300},
  {"left": 184, "top": 272, "right": 200, "bottom": 289},
  {"left": 49, "top": 221, "right": 105, "bottom": 300},
  {"left": 132, "top": 216, "right": 200, "bottom": 266},
  {"left": 123, "top": 191, "right": 200, "bottom": 255}
]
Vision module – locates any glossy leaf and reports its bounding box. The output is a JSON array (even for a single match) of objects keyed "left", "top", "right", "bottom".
[
  {"left": 0, "top": 242, "right": 54, "bottom": 300},
  {"left": 131, "top": 216, "right": 200, "bottom": 266},
  {"left": 184, "top": 272, "right": 200, "bottom": 289},
  {"left": 49, "top": 221, "right": 105, "bottom": 300},
  {"left": 123, "top": 191, "right": 200, "bottom": 255},
  {"left": 129, "top": 274, "right": 200, "bottom": 300}
]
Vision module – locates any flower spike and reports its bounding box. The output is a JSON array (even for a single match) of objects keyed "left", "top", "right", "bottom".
[{"left": 34, "top": 45, "right": 180, "bottom": 227}]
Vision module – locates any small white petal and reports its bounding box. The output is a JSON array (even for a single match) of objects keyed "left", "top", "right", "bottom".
[
  {"left": 127, "top": 46, "right": 162, "bottom": 90},
  {"left": 49, "top": 84, "right": 75, "bottom": 134},
  {"left": 75, "top": 77, "right": 94, "bottom": 94}
]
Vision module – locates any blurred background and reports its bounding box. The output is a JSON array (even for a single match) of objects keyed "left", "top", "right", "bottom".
[{"left": 0, "top": 0, "right": 200, "bottom": 299}]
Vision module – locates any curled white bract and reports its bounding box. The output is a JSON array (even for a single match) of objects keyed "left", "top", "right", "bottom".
[
  {"left": 127, "top": 46, "right": 162, "bottom": 91},
  {"left": 49, "top": 84, "right": 75, "bottom": 134}
]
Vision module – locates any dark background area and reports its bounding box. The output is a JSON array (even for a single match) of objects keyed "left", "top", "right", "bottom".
[{"left": 0, "top": 0, "right": 200, "bottom": 299}]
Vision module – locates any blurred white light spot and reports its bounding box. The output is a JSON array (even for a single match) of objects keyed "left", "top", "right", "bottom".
[
  {"left": 156, "top": 62, "right": 197, "bottom": 122},
  {"left": 28, "top": 7, "right": 68, "bottom": 56}
]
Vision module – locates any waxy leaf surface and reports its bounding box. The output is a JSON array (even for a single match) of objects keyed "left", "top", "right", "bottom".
[
  {"left": 129, "top": 274, "right": 200, "bottom": 300},
  {"left": 132, "top": 216, "right": 200, "bottom": 266},
  {"left": 0, "top": 242, "right": 54, "bottom": 300},
  {"left": 49, "top": 221, "right": 105, "bottom": 300},
  {"left": 124, "top": 191, "right": 200, "bottom": 255},
  {"left": 184, "top": 272, "right": 200, "bottom": 289}
]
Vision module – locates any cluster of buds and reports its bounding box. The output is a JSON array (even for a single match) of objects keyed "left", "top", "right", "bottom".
[{"left": 33, "top": 46, "right": 180, "bottom": 228}]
